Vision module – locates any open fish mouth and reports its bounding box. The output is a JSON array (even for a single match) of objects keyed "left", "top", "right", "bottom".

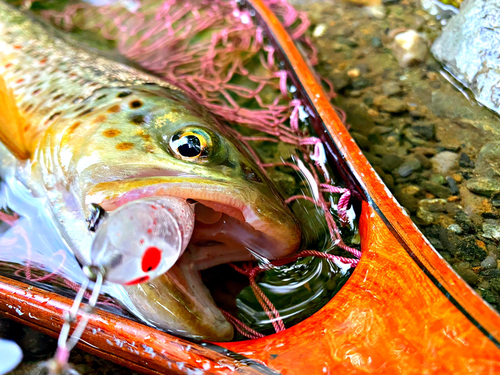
[
  {"left": 85, "top": 176, "right": 301, "bottom": 269},
  {"left": 83, "top": 175, "right": 301, "bottom": 341}
]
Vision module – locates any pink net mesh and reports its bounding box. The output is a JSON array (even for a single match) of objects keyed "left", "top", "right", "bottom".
[{"left": 1, "top": 0, "right": 360, "bottom": 339}]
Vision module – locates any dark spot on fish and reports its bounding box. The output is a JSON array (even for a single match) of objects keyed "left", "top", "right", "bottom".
[
  {"left": 25, "top": 104, "right": 33, "bottom": 112},
  {"left": 240, "top": 162, "right": 262, "bottom": 183},
  {"left": 96, "top": 95, "right": 107, "bottom": 101},
  {"left": 144, "top": 145, "right": 154, "bottom": 153},
  {"left": 170, "top": 108, "right": 179, "bottom": 114},
  {"left": 129, "top": 100, "right": 143, "bottom": 109},
  {"left": 139, "top": 133, "right": 151, "bottom": 140},
  {"left": 116, "top": 142, "right": 134, "bottom": 151},
  {"left": 69, "top": 72, "right": 77, "bottom": 78},
  {"left": 78, "top": 108, "right": 94, "bottom": 117},
  {"left": 103, "top": 129, "right": 121, "bottom": 138},
  {"left": 53, "top": 94, "right": 64, "bottom": 101},
  {"left": 108, "top": 105, "right": 121, "bottom": 113},
  {"left": 49, "top": 89, "right": 58, "bottom": 94},
  {"left": 73, "top": 97, "right": 83, "bottom": 104},
  {"left": 32, "top": 89, "right": 41, "bottom": 95},
  {"left": 117, "top": 91, "right": 131, "bottom": 98},
  {"left": 50, "top": 68, "right": 58, "bottom": 74},
  {"left": 45, "top": 112, "right": 61, "bottom": 124},
  {"left": 130, "top": 114, "right": 145, "bottom": 125}
]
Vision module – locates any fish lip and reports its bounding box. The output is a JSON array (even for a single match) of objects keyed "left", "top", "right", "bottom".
[{"left": 85, "top": 176, "right": 301, "bottom": 260}]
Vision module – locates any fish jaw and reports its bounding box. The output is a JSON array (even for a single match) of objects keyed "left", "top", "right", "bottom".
[{"left": 86, "top": 176, "right": 301, "bottom": 263}]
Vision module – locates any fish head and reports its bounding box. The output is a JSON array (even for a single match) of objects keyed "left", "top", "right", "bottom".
[{"left": 39, "top": 85, "right": 301, "bottom": 340}]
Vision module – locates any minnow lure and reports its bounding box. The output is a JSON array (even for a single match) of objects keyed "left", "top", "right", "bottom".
[{"left": 0, "top": 1, "right": 300, "bottom": 341}]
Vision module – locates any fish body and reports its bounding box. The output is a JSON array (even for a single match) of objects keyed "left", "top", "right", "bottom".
[{"left": 0, "top": 1, "right": 300, "bottom": 341}]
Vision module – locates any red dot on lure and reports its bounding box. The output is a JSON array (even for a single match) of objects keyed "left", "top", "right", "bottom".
[
  {"left": 141, "top": 246, "right": 162, "bottom": 272},
  {"left": 125, "top": 275, "right": 150, "bottom": 285}
]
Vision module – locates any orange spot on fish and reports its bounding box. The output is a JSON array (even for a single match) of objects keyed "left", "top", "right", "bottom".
[
  {"left": 40, "top": 58, "right": 47, "bottom": 64},
  {"left": 16, "top": 79, "right": 24, "bottom": 84},
  {"left": 4, "top": 63, "right": 12, "bottom": 69},
  {"left": 68, "top": 122, "right": 81, "bottom": 135},
  {"left": 107, "top": 105, "right": 121, "bottom": 113},
  {"left": 147, "top": 229, "right": 152, "bottom": 234},
  {"left": 144, "top": 145, "right": 155, "bottom": 153},
  {"left": 116, "top": 142, "right": 134, "bottom": 151},
  {"left": 13, "top": 45, "right": 21, "bottom": 50},
  {"left": 140, "top": 239, "right": 145, "bottom": 245},
  {"left": 93, "top": 114, "right": 107, "bottom": 124},
  {"left": 103, "top": 129, "right": 121, "bottom": 138},
  {"left": 24, "top": 124, "right": 30, "bottom": 132}
]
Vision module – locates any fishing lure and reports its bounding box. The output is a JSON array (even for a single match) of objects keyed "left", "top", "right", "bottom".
[{"left": 41, "top": 196, "right": 194, "bottom": 374}]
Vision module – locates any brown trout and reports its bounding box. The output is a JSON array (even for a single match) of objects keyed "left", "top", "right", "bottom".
[{"left": 0, "top": 1, "right": 300, "bottom": 341}]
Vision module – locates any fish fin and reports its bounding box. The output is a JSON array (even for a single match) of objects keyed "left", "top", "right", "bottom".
[{"left": 0, "top": 75, "right": 30, "bottom": 160}]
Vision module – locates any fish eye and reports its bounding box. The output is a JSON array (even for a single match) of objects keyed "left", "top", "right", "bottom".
[{"left": 170, "top": 129, "right": 211, "bottom": 161}]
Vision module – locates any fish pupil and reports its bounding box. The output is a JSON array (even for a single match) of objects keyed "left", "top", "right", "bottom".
[{"left": 178, "top": 135, "right": 201, "bottom": 157}]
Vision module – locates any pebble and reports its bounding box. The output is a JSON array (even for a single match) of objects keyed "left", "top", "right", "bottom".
[
  {"left": 411, "top": 122, "right": 435, "bottom": 140},
  {"left": 431, "top": 151, "right": 459, "bottom": 175},
  {"left": 459, "top": 152, "right": 475, "bottom": 168},
  {"left": 446, "top": 176, "right": 460, "bottom": 195},
  {"left": 422, "top": 181, "right": 452, "bottom": 198},
  {"left": 483, "top": 219, "right": 500, "bottom": 241},
  {"left": 382, "top": 81, "right": 402, "bottom": 97},
  {"left": 466, "top": 177, "right": 500, "bottom": 197},
  {"left": 481, "top": 255, "right": 498, "bottom": 269},
  {"left": 492, "top": 193, "right": 500, "bottom": 207},
  {"left": 397, "top": 156, "right": 422, "bottom": 177},
  {"left": 379, "top": 98, "right": 407, "bottom": 113},
  {"left": 430, "top": 174, "right": 447, "bottom": 185},
  {"left": 312, "top": 23, "right": 327, "bottom": 38},
  {"left": 391, "top": 29, "right": 429, "bottom": 67},
  {"left": 381, "top": 154, "right": 403, "bottom": 171},
  {"left": 371, "top": 37, "right": 383, "bottom": 47},
  {"left": 448, "top": 224, "right": 463, "bottom": 234}
]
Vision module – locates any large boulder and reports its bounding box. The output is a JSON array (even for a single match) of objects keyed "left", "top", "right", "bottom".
[{"left": 431, "top": 0, "right": 500, "bottom": 115}]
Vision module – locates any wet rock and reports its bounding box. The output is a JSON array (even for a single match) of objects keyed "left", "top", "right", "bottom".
[
  {"left": 492, "top": 193, "right": 500, "bottom": 207},
  {"left": 382, "top": 81, "right": 402, "bottom": 97},
  {"left": 466, "top": 177, "right": 500, "bottom": 197},
  {"left": 411, "top": 122, "right": 435, "bottom": 140},
  {"left": 422, "top": 181, "right": 452, "bottom": 198},
  {"left": 459, "top": 152, "right": 475, "bottom": 168},
  {"left": 330, "top": 72, "right": 351, "bottom": 92},
  {"left": 448, "top": 223, "right": 463, "bottom": 234},
  {"left": 456, "top": 237, "right": 487, "bottom": 262},
  {"left": 375, "top": 96, "right": 407, "bottom": 113},
  {"left": 431, "top": 151, "right": 459, "bottom": 175},
  {"left": 432, "top": 0, "right": 500, "bottom": 116},
  {"left": 455, "top": 262, "right": 479, "bottom": 286},
  {"left": 397, "top": 156, "right": 421, "bottom": 177},
  {"left": 352, "top": 77, "right": 372, "bottom": 90},
  {"left": 351, "top": 132, "right": 371, "bottom": 150},
  {"left": 446, "top": 176, "right": 460, "bottom": 195},
  {"left": 482, "top": 255, "right": 498, "bottom": 269},
  {"left": 391, "top": 29, "right": 429, "bottom": 67},
  {"left": 414, "top": 153, "right": 432, "bottom": 169},
  {"left": 371, "top": 37, "right": 383, "bottom": 48},
  {"left": 381, "top": 154, "right": 403, "bottom": 172},
  {"left": 475, "top": 142, "right": 500, "bottom": 178},
  {"left": 483, "top": 219, "right": 500, "bottom": 241},
  {"left": 430, "top": 174, "right": 447, "bottom": 185}
]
